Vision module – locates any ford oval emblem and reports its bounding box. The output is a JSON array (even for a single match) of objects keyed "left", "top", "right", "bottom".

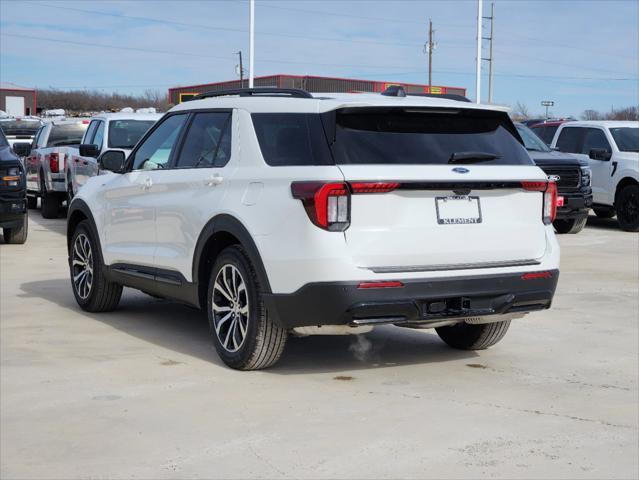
[{"left": 452, "top": 167, "right": 470, "bottom": 174}]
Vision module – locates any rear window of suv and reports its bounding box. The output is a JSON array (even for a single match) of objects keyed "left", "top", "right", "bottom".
[
  {"left": 331, "top": 108, "right": 533, "bottom": 165},
  {"left": 252, "top": 109, "right": 532, "bottom": 166},
  {"left": 47, "top": 124, "right": 88, "bottom": 147}
]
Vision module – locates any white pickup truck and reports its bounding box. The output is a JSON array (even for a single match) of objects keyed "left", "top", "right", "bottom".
[
  {"left": 24, "top": 119, "right": 89, "bottom": 218},
  {"left": 551, "top": 121, "right": 639, "bottom": 231},
  {"left": 66, "top": 112, "right": 162, "bottom": 198},
  {"left": 0, "top": 116, "right": 43, "bottom": 149}
]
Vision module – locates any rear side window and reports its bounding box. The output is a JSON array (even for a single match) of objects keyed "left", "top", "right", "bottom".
[
  {"left": 555, "top": 127, "right": 581, "bottom": 153},
  {"left": 252, "top": 113, "right": 333, "bottom": 166},
  {"left": 108, "top": 120, "right": 156, "bottom": 149},
  {"left": 47, "top": 124, "right": 88, "bottom": 147},
  {"left": 177, "top": 112, "right": 232, "bottom": 168},
  {"left": 332, "top": 108, "right": 532, "bottom": 165}
]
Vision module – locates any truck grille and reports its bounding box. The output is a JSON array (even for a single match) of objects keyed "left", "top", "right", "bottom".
[{"left": 539, "top": 166, "right": 580, "bottom": 189}]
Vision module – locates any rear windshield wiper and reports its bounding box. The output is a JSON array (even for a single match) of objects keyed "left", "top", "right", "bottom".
[{"left": 448, "top": 151, "right": 501, "bottom": 164}]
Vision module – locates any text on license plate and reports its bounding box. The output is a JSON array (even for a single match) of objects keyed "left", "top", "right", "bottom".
[{"left": 435, "top": 196, "right": 482, "bottom": 224}]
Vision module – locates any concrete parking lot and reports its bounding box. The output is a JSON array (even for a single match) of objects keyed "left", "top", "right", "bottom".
[{"left": 1, "top": 213, "right": 637, "bottom": 479}]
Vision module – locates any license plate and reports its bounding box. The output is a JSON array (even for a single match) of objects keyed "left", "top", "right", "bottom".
[{"left": 435, "top": 196, "right": 482, "bottom": 224}]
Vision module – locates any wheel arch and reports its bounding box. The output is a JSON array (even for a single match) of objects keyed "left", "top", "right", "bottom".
[
  {"left": 193, "top": 214, "right": 271, "bottom": 310},
  {"left": 66, "top": 199, "right": 98, "bottom": 253}
]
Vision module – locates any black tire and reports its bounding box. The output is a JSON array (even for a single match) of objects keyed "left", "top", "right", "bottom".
[
  {"left": 70, "top": 220, "right": 122, "bottom": 312},
  {"left": 40, "top": 173, "right": 59, "bottom": 219},
  {"left": 593, "top": 206, "right": 615, "bottom": 219},
  {"left": 615, "top": 184, "right": 639, "bottom": 232},
  {"left": 27, "top": 195, "right": 37, "bottom": 209},
  {"left": 436, "top": 320, "right": 511, "bottom": 350},
  {"left": 553, "top": 217, "right": 587, "bottom": 234},
  {"left": 3, "top": 213, "right": 28, "bottom": 244},
  {"left": 207, "top": 245, "right": 287, "bottom": 370}
]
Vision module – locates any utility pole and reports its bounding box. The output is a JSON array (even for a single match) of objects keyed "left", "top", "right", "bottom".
[
  {"left": 424, "top": 19, "right": 436, "bottom": 91},
  {"left": 475, "top": 0, "right": 483, "bottom": 104},
  {"left": 236, "top": 51, "right": 244, "bottom": 88},
  {"left": 248, "top": 0, "right": 255, "bottom": 88},
  {"left": 482, "top": 3, "right": 495, "bottom": 103}
]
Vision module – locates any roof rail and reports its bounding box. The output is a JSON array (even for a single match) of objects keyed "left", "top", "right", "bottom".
[
  {"left": 381, "top": 85, "right": 471, "bottom": 103},
  {"left": 191, "top": 88, "right": 313, "bottom": 100}
]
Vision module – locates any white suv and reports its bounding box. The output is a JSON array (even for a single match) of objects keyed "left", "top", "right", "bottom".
[
  {"left": 551, "top": 121, "right": 639, "bottom": 231},
  {"left": 67, "top": 87, "right": 560, "bottom": 370}
]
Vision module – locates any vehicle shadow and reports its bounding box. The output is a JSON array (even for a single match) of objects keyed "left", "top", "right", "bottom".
[
  {"left": 19, "top": 278, "right": 478, "bottom": 374},
  {"left": 586, "top": 214, "right": 621, "bottom": 231}
]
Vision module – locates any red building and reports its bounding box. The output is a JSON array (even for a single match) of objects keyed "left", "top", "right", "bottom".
[{"left": 168, "top": 74, "right": 466, "bottom": 104}]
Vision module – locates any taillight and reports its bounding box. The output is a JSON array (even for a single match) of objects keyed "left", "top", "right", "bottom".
[
  {"left": 291, "top": 182, "right": 350, "bottom": 231},
  {"left": 521, "top": 180, "right": 557, "bottom": 225},
  {"left": 48, "top": 152, "right": 59, "bottom": 173},
  {"left": 291, "top": 181, "right": 399, "bottom": 231}
]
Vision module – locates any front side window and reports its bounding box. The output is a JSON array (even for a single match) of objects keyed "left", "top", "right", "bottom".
[
  {"left": 556, "top": 127, "right": 581, "bottom": 153},
  {"left": 332, "top": 108, "right": 533, "bottom": 165},
  {"left": 176, "top": 112, "right": 232, "bottom": 168},
  {"left": 131, "top": 114, "right": 187, "bottom": 170},
  {"left": 581, "top": 128, "right": 611, "bottom": 155},
  {"left": 84, "top": 121, "right": 99, "bottom": 145},
  {"left": 47, "top": 123, "right": 88, "bottom": 147},
  {"left": 0, "top": 130, "right": 8, "bottom": 147},
  {"left": 108, "top": 120, "right": 156, "bottom": 149},
  {"left": 610, "top": 127, "right": 639, "bottom": 152},
  {"left": 93, "top": 122, "right": 105, "bottom": 149}
]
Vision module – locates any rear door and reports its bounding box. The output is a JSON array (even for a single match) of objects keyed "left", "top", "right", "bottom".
[{"left": 330, "top": 107, "right": 549, "bottom": 271}]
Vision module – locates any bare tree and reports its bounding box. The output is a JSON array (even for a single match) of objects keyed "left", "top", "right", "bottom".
[
  {"left": 513, "top": 101, "right": 530, "bottom": 119},
  {"left": 606, "top": 106, "right": 638, "bottom": 120},
  {"left": 582, "top": 109, "right": 603, "bottom": 120},
  {"left": 36, "top": 89, "right": 171, "bottom": 114}
]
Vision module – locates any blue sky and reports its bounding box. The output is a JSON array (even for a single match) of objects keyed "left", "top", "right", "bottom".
[{"left": 1, "top": 0, "right": 637, "bottom": 117}]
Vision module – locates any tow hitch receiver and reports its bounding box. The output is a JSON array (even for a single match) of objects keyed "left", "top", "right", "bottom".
[{"left": 421, "top": 294, "right": 516, "bottom": 319}]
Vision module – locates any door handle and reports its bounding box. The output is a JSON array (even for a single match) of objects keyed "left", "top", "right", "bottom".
[
  {"left": 205, "top": 174, "right": 223, "bottom": 186},
  {"left": 142, "top": 177, "right": 153, "bottom": 190}
]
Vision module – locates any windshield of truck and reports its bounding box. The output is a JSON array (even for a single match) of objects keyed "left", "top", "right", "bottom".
[
  {"left": 47, "top": 123, "right": 88, "bottom": 147},
  {"left": 0, "top": 119, "right": 41, "bottom": 137},
  {"left": 610, "top": 127, "right": 639, "bottom": 152},
  {"left": 108, "top": 120, "right": 156, "bottom": 149},
  {"left": 331, "top": 108, "right": 533, "bottom": 165},
  {"left": 515, "top": 123, "right": 551, "bottom": 152}
]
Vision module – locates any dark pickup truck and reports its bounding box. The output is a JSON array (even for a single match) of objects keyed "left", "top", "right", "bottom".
[
  {"left": 516, "top": 123, "right": 593, "bottom": 234},
  {"left": 0, "top": 129, "right": 28, "bottom": 244}
]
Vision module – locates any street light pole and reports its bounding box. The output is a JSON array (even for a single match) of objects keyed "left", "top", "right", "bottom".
[
  {"left": 475, "top": 0, "right": 483, "bottom": 104},
  {"left": 248, "top": 0, "right": 255, "bottom": 88}
]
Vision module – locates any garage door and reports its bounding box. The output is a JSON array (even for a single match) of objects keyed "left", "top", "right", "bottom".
[{"left": 5, "top": 96, "right": 25, "bottom": 116}]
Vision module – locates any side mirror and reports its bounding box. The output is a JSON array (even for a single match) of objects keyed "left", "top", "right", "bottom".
[
  {"left": 99, "top": 150, "right": 126, "bottom": 173},
  {"left": 589, "top": 148, "right": 612, "bottom": 161},
  {"left": 79, "top": 144, "right": 100, "bottom": 158},
  {"left": 12, "top": 142, "right": 31, "bottom": 157}
]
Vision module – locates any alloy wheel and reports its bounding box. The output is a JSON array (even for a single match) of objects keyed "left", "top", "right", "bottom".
[
  {"left": 212, "top": 264, "right": 249, "bottom": 353},
  {"left": 72, "top": 233, "right": 94, "bottom": 299},
  {"left": 622, "top": 191, "right": 638, "bottom": 223}
]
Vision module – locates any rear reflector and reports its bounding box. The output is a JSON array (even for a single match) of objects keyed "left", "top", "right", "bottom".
[
  {"left": 357, "top": 281, "right": 404, "bottom": 289},
  {"left": 521, "top": 271, "right": 553, "bottom": 280}
]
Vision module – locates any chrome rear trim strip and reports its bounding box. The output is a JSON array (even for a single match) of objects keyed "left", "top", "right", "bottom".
[{"left": 368, "top": 259, "right": 541, "bottom": 274}]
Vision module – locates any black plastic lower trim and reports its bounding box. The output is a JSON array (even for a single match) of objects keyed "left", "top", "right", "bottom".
[{"left": 262, "top": 270, "right": 559, "bottom": 328}]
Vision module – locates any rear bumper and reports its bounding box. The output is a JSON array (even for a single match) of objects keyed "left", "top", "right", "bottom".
[
  {"left": 263, "top": 270, "right": 559, "bottom": 329},
  {"left": 556, "top": 191, "right": 592, "bottom": 220}
]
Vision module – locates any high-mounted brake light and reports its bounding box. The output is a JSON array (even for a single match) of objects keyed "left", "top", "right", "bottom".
[
  {"left": 521, "top": 180, "right": 557, "bottom": 225},
  {"left": 47, "top": 152, "right": 59, "bottom": 173}
]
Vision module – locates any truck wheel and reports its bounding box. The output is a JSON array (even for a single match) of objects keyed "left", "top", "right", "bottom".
[
  {"left": 41, "top": 192, "right": 60, "bottom": 218},
  {"left": 436, "top": 320, "right": 511, "bottom": 350},
  {"left": 553, "top": 217, "right": 587, "bottom": 234},
  {"left": 70, "top": 220, "right": 123, "bottom": 312},
  {"left": 593, "top": 207, "right": 615, "bottom": 219},
  {"left": 3, "top": 213, "right": 28, "bottom": 244},
  {"left": 207, "top": 245, "right": 287, "bottom": 370},
  {"left": 616, "top": 184, "right": 639, "bottom": 232},
  {"left": 27, "top": 195, "right": 37, "bottom": 209}
]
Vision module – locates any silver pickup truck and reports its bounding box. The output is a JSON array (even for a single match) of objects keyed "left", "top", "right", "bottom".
[
  {"left": 66, "top": 112, "right": 161, "bottom": 198},
  {"left": 23, "top": 119, "right": 89, "bottom": 218}
]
